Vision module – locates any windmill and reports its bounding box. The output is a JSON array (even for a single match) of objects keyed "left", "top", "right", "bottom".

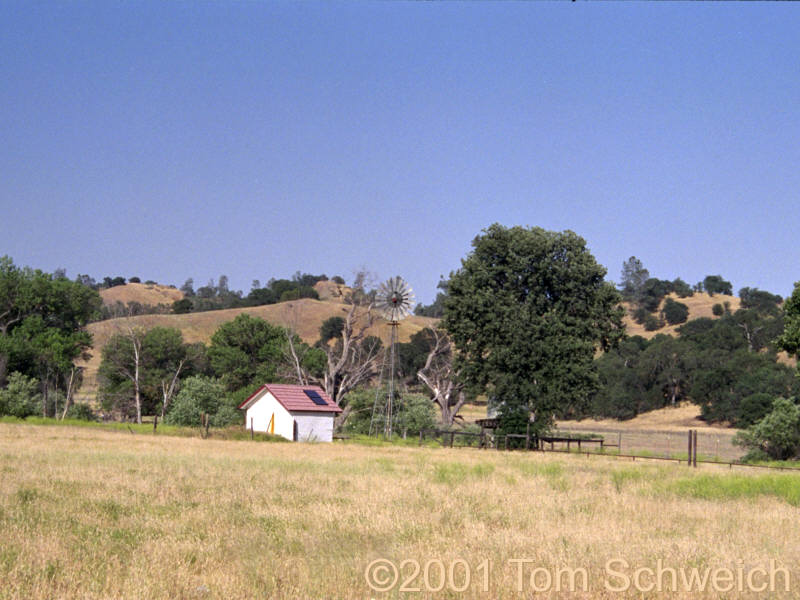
[{"left": 370, "top": 276, "right": 415, "bottom": 438}]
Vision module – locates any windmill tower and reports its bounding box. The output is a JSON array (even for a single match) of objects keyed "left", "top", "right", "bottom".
[{"left": 370, "top": 276, "right": 415, "bottom": 439}]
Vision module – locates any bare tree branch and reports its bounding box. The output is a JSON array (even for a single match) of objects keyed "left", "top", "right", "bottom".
[{"left": 417, "top": 328, "right": 466, "bottom": 426}]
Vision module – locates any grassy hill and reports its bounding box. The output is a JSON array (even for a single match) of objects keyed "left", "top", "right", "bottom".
[
  {"left": 78, "top": 297, "right": 437, "bottom": 399},
  {"left": 621, "top": 291, "right": 741, "bottom": 339},
  {"left": 99, "top": 282, "right": 183, "bottom": 306}
]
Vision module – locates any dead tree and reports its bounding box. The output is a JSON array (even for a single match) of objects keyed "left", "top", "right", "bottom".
[
  {"left": 281, "top": 292, "right": 383, "bottom": 429},
  {"left": 417, "top": 328, "right": 466, "bottom": 426},
  {"left": 59, "top": 366, "right": 83, "bottom": 420},
  {"left": 159, "top": 357, "right": 186, "bottom": 419}
]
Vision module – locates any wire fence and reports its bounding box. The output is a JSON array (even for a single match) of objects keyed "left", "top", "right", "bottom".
[
  {"left": 418, "top": 427, "right": 800, "bottom": 474},
  {"left": 556, "top": 426, "right": 741, "bottom": 462}
]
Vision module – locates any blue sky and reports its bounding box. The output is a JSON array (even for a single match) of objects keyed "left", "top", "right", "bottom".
[{"left": 2, "top": 2, "right": 799, "bottom": 303}]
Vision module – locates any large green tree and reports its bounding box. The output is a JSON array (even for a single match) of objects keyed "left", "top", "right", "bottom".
[
  {"left": 778, "top": 282, "right": 800, "bottom": 359},
  {"left": 207, "top": 314, "right": 287, "bottom": 392},
  {"left": 619, "top": 256, "right": 649, "bottom": 301},
  {"left": 442, "top": 224, "right": 624, "bottom": 433},
  {"left": 98, "top": 326, "right": 203, "bottom": 422},
  {"left": 0, "top": 257, "right": 100, "bottom": 412}
]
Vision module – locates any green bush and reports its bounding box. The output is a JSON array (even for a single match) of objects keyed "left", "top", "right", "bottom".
[
  {"left": 737, "top": 392, "right": 775, "bottom": 428},
  {"left": 632, "top": 306, "right": 650, "bottom": 325},
  {"left": 734, "top": 397, "right": 800, "bottom": 461},
  {"left": 662, "top": 298, "right": 689, "bottom": 325},
  {"left": 342, "top": 388, "right": 436, "bottom": 436},
  {"left": 394, "top": 393, "right": 437, "bottom": 436},
  {"left": 211, "top": 404, "right": 242, "bottom": 427},
  {"left": 65, "top": 403, "right": 98, "bottom": 421},
  {"left": 703, "top": 275, "right": 733, "bottom": 296},
  {"left": 0, "top": 372, "right": 40, "bottom": 418},
  {"left": 712, "top": 303, "right": 724, "bottom": 316},
  {"left": 672, "top": 278, "right": 694, "bottom": 298},
  {"left": 279, "top": 286, "right": 319, "bottom": 302},
  {"left": 643, "top": 314, "right": 664, "bottom": 331},
  {"left": 165, "top": 376, "right": 233, "bottom": 427},
  {"left": 172, "top": 298, "right": 193, "bottom": 314}
]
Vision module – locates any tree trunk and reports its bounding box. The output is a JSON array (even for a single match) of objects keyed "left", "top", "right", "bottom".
[
  {"left": 334, "top": 404, "right": 353, "bottom": 430},
  {"left": 60, "top": 368, "right": 77, "bottom": 420},
  {"left": 0, "top": 353, "right": 8, "bottom": 388}
]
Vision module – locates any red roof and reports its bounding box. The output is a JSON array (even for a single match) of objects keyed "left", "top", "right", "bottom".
[{"left": 238, "top": 383, "right": 342, "bottom": 413}]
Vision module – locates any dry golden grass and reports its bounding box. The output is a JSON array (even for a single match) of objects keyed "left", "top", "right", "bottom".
[
  {"left": 1, "top": 423, "right": 799, "bottom": 599},
  {"left": 99, "top": 283, "right": 183, "bottom": 307},
  {"left": 559, "top": 403, "right": 723, "bottom": 433},
  {"left": 79, "top": 299, "right": 437, "bottom": 398},
  {"left": 557, "top": 404, "right": 742, "bottom": 461},
  {"left": 313, "top": 280, "right": 352, "bottom": 301},
  {"left": 622, "top": 293, "right": 741, "bottom": 339}
]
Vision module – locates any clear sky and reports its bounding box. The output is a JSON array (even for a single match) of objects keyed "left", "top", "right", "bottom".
[{"left": 2, "top": 2, "right": 799, "bottom": 303}]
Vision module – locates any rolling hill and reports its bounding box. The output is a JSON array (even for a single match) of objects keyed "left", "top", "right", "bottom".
[
  {"left": 77, "top": 297, "right": 437, "bottom": 400},
  {"left": 78, "top": 286, "right": 785, "bottom": 402},
  {"left": 99, "top": 282, "right": 183, "bottom": 306},
  {"left": 621, "top": 291, "right": 741, "bottom": 338}
]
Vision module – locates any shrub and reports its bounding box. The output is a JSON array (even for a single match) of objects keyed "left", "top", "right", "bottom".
[
  {"left": 394, "top": 393, "right": 437, "bottom": 436},
  {"left": 672, "top": 278, "right": 694, "bottom": 298},
  {"left": 342, "top": 388, "right": 436, "bottom": 436},
  {"left": 331, "top": 275, "right": 345, "bottom": 285},
  {"left": 712, "top": 303, "right": 724, "bottom": 316},
  {"left": 662, "top": 298, "right": 689, "bottom": 325},
  {"left": 211, "top": 404, "right": 242, "bottom": 427},
  {"left": 279, "top": 286, "right": 319, "bottom": 302},
  {"left": 703, "top": 275, "right": 733, "bottom": 296},
  {"left": 128, "top": 277, "right": 141, "bottom": 283},
  {"left": 0, "top": 372, "right": 40, "bottom": 418},
  {"left": 734, "top": 397, "right": 800, "bottom": 461},
  {"left": 172, "top": 298, "right": 193, "bottom": 314},
  {"left": 643, "top": 314, "right": 664, "bottom": 331},
  {"left": 632, "top": 306, "right": 650, "bottom": 325},
  {"left": 165, "top": 376, "right": 231, "bottom": 427},
  {"left": 638, "top": 278, "right": 673, "bottom": 312},
  {"left": 738, "top": 392, "right": 775, "bottom": 428},
  {"left": 65, "top": 403, "right": 98, "bottom": 421}
]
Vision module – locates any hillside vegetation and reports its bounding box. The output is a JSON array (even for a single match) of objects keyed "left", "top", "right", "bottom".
[
  {"left": 621, "top": 292, "right": 741, "bottom": 338},
  {"left": 78, "top": 298, "right": 437, "bottom": 399},
  {"left": 99, "top": 282, "right": 183, "bottom": 307}
]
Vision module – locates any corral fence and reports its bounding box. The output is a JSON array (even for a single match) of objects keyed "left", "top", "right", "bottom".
[{"left": 419, "top": 427, "right": 800, "bottom": 474}]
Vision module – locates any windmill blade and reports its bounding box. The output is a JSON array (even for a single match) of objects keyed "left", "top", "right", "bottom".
[{"left": 377, "top": 276, "right": 415, "bottom": 321}]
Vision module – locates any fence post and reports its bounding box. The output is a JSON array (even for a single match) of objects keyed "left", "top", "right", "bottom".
[
  {"left": 250, "top": 417, "right": 254, "bottom": 440},
  {"left": 419, "top": 431, "right": 424, "bottom": 446},
  {"left": 450, "top": 432, "right": 455, "bottom": 448},
  {"left": 687, "top": 430, "right": 693, "bottom": 467},
  {"left": 153, "top": 414, "right": 158, "bottom": 434},
  {"left": 618, "top": 432, "right": 622, "bottom": 454},
  {"left": 693, "top": 430, "right": 698, "bottom": 467}
]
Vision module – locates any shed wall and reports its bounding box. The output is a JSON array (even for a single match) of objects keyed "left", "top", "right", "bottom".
[
  {"left": 245, "top": 392, "right": 294, "bottom": 440},
  {"left": 293, "top": 412, "right": 335, "bottom": 442}
]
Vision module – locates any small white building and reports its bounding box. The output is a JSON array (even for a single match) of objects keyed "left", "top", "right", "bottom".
[{"left": 238, "top": 383, "right": 342, "bottom": 442}]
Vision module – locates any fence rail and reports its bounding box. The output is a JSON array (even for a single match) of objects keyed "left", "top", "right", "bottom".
[{"left": 418, "top": 428, "right": 800, "bottom": 474}]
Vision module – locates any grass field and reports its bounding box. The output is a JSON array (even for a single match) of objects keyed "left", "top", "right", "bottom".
[{"left": 2, "top": 423, "right": 799, "bottom": 599}]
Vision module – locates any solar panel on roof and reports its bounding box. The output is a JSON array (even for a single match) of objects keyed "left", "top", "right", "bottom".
[{"left": 304, "top": 389, "right": 328, "bottom": 406}]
